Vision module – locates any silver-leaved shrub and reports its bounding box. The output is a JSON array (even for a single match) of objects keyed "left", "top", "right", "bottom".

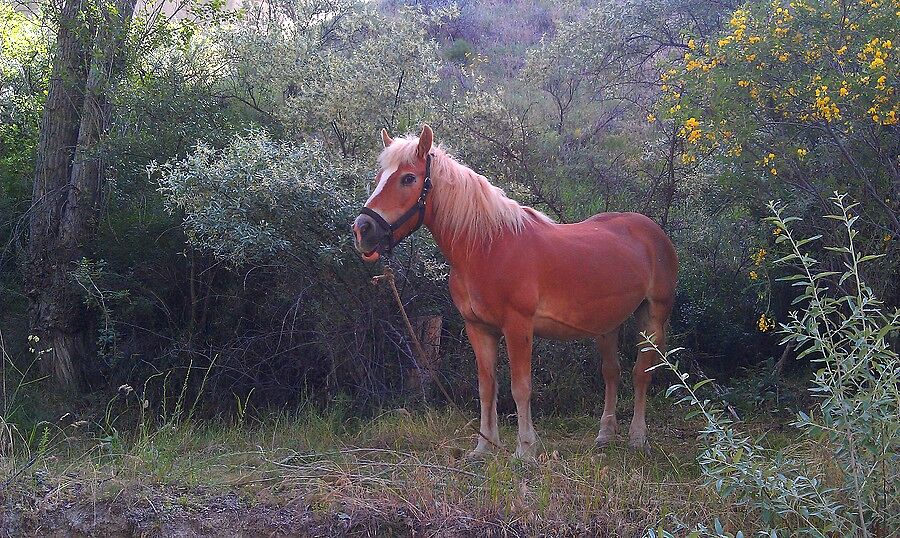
[
  {"left": 153, "top": 129, "right": 361, "bottom": 265},
  {"left": 650, "top": 193, "right": 899, "bottom": 537}
]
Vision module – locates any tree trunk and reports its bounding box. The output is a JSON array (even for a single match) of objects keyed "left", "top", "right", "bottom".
[
  {"left": 28, "top": 0, "right": 92, "bottom": 390},
  {"left": 405, "top": 315, "right": 442, "bottom": 400},
  {"left": 27, "top": 0, "right": 136, "bottom": 391}
]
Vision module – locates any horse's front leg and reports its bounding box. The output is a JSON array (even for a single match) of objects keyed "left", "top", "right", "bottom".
[
  {"left": 503, "top": 318, "right": 539, "bottom": 458},
  {"left": 465, "top": 321, "right": 502, "bottom": 458}
]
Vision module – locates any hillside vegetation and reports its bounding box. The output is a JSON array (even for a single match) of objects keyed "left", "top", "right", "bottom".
[{"left": 0, "top": 0, "right": 897, "bottom": 535}]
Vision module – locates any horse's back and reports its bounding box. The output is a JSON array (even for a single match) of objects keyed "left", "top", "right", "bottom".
[
  {"left": 536, "top": 211, "right": 677, "bottom": 298},
  {"left": 451, "top": 211, "right": 676, "bottom": 337},
  {"left": 580, "top": 211, "right": 678, "bottom": 297}
]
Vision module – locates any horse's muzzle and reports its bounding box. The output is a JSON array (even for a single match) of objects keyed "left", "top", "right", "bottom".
[{"left": 352, "top": 213, "right": 384, "bottom": 262}]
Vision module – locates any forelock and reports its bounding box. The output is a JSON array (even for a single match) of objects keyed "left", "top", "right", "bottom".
[{"left": 377, "top": 135, "right": 422, "bottom": 171}]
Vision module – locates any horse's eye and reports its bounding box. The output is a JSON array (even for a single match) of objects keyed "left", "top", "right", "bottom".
[{"left": 401, "top": 174, "right": 416, "bottom": 185}]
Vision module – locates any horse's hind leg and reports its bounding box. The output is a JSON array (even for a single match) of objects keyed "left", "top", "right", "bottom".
[
  {"left": 594, "top": 330, "right": 621, "bottom": 447},
  {"left": 630, "top": 298, "right": 672, "bottom": 452}
]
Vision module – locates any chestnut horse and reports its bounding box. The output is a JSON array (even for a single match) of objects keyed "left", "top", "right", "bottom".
[{"left": 352, "top": 125, "right": 678, "bottom": 457}]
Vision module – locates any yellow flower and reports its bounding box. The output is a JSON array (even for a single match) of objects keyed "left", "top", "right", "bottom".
[
  {"left": 840, "top": 87, "right": 849, "bottom": 96},
  {"left": 753, "top": 248, "right": 767, "bottom": 265},
  {"left": 688, "top": 39, "right": 697, "bottom": 50},
  {"left": 870, "top": 57, "right": 885, "bottom": 69},
  {"left": 773, "top": 227, "right": 783, "bottom": 235},
  {"left": 884, "top": 234, "right": 893, "bottom": 242},
  {"left": 796, "top": 148, "right": 808, "bottom": 158},
  {"left": 778, "top": 52, "right": 789, "bottom": 62},
  {"left": 770, "top": 167, "right": 778, "bottom": 175},
  {"left": 684, "top": 117, "right": 699, "bottom": 130},
  {"left": 836, "top": 45, "right": 848, "bottom": 56},
  {"left": 738, "top": 80, "right": 750, "bottom": 87},
  {"left": 647, "top": 113, "right": 657, "bottom": 123},
  {"left": 749, "top": 271, "right": 759, "bottom": 280},
  {"left": 758, "top": 314, "right": 775, "bottom": 332}
]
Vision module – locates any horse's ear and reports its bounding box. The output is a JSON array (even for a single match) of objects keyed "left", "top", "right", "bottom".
[
  {"left": 416, "top": 124, "right": 433, "bottom": 158},
  {"left": 381, "top": 128, "right": 393, "bottom": 148}
]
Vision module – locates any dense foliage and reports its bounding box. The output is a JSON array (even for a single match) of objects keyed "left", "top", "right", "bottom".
[
  {"left": 1, "top": 0, "right": 898, "bottom": 535},
  {"left": 667, "top": 0, "right": 900, "bottom": 305},
  {"left": 0, "top": 0, "right": 896, "bottom": 419}
]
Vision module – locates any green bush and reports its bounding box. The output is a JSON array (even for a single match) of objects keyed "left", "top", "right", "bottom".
[
  {"left": 652, "top": 194, "right": 900, "bottom": 537},
  {"left": 445, "top": 38, "right": 475, "bottom": 64}
]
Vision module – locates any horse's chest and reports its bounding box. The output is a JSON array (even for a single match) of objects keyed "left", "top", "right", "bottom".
[{"left": 448, "top": 273, "right": 501, "bottom": 326}]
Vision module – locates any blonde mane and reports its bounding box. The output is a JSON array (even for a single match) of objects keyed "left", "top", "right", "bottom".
[{"left": 378, "top": 135, "right": 552, "bottom": 246}]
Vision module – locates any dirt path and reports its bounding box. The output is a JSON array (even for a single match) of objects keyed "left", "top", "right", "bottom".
[
  {"left": 2, "top": 485, "right": 421, "bottom": 537},
  {"left": 3, "top": 483, "right": 604, "bottom": 537}
]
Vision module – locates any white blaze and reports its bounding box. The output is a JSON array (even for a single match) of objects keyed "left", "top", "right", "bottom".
[{"left": 365, "top": 164, "right": 398, "bottom": 211}]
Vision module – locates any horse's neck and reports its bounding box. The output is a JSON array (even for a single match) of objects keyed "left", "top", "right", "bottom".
[
  {"left": 424, "top": 160, "right": 535, "bottom": 266},
  {"left": 426, "top": 223, "right": 483, "bottom": 268},
  {"left": 424, "top": 192, "right": 502, "bottom": 268}
]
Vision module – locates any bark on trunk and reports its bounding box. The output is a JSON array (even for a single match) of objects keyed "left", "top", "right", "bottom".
[
  {"left": 406, "top": 315, "right": 442, "bottom": 400},
  {"left": 27, "top": 0, "right": 136, "bottom": 391},
  {"left": 28, "top": 0, "right": 92, "bottom": 390}
]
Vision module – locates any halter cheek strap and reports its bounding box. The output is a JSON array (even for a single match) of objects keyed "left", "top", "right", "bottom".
[{"left": 360, "top": 153, "right": 433, "bottom": 258}]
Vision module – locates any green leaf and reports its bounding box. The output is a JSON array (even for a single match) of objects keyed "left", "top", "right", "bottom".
[
  {"left": 692, "top": 378, "right": 714, "bottom": 391},
  {"left": 858, "top": 254, "right": 885, "bottom": 263}
]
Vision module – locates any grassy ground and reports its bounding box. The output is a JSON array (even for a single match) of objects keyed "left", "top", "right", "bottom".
[{"left": 0, "top": 389, "right": 800, "bottom": 537}]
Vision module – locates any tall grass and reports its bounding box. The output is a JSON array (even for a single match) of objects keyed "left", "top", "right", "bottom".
[
  {"left": 1, "top": 347, "right": 740, "bottom": 536},
  {"left": 0, "top": 330, "right": 78, "bottom": 484}
]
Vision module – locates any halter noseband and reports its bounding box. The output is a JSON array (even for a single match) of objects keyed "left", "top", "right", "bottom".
[{"left": 359, "top": 153, "right": 433, "bottom": 258}]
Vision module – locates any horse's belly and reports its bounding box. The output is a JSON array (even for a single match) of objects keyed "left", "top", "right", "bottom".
[
  {"left": 533, "top": 291, "right": 646, "bottom": 340},
  {"left": 532, "top": 315, "right": 598, "bottom": 340}
]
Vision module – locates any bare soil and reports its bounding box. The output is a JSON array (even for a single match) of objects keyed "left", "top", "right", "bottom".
[
  {"left": 1, "top": 482, "right": 620, "bottom": 537},
  {"left": 3, "top": 484, "right": 416, "bottom": 537}
]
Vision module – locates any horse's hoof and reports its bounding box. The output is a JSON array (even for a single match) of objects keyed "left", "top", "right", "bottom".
[
  {"left": 595, "top": 431, "right": 617, "bottom": 447},
  {"left": 465, "top": 445, "right": 497, "bottom": 461},
  {"left": 514, "top": 441, "right": 539, "bottom": 460},
  {"left": 628, "top": 437, "right": 651, "bottom": 455}
]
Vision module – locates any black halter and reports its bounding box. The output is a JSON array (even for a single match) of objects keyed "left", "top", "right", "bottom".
[{"left": 359, "top": 153, "right": 433, "bottom": 259}]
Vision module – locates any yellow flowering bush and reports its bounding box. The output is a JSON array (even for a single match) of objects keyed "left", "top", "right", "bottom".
[
  {"left": 661, "top": 0, "right": 899, "bottom": 301},
  {"left": 666, "top": 0, "right": 898, "bottom": 143}
]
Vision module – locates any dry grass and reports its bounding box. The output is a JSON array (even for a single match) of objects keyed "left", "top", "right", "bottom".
[{"left": 0, "top": 398, "right": 791, "bottom": 536}]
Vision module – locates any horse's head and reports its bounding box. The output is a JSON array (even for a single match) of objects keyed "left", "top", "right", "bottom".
[{"left": 352, "top": 124, "right": 434, "bottom": 262}]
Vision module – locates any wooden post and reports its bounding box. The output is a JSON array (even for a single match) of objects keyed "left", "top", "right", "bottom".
[{"left": 406, "top": 315, "right": 442, "bottom": 399}]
